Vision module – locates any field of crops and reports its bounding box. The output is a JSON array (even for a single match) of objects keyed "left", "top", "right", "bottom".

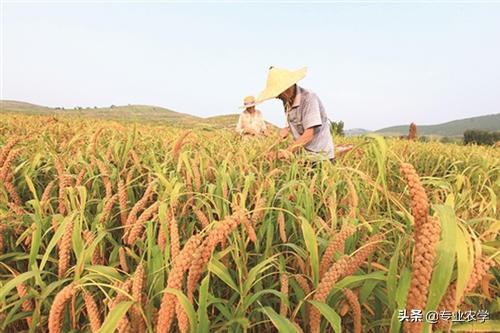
[{"left": 0, "top": 113, "right": 498, "bottom": 333}]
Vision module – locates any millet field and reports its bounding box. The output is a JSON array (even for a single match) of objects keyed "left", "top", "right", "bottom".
[{"left": 0, "top": 114, "right": 498, "bottom": 332}]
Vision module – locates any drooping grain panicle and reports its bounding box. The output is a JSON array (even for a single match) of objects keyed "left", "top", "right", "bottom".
[
  {"left": 131, "top": 263, "right": 146, "bottom": 333},
  {"left": 186, "top": 210, "right": 247, "bottom": 302},
  {"left": 343, "top": 289, "right": 361, "bottom": 333},
  {"left": 251, "top": 195, "right": 266, "bottom": 224},
  {"left": 99, "top": 193, "right": 118, "bottom": 225},
  {"left": 319, "top": 224, "right": 356, "bottom": 278},
  {"left": 83, "top": 290, "right": 101, "bottom": 333},
  {"left": 75, "top": 167, "right": 87, "bottom": 187},
  {"left": 277, "top": 211, "right": 287, "bottom": 243},
  {"left": 400, "top": 162, "right": 429, "bottom": 227},
  {"left": 41, "top": 180, "right": 56, "bottom": 205},
  {"left": 58, "top": 217, "right": 74, "bottom": 278},
  {"left": 126, "top": 201, "right": 159, "bottom": 245},
  {"left": 0, "top": 148, "right": 21, "bottom": 181},
  {"left": 0, "top": 137, "right": 20, "bottom": 167},
  {"left": 310, "top": 256, "right": 351, "bottom": 333},
  {"left": 16, "top": 283, "right": 34, "bottom": 328},
  {"left": 48, "top": 283, "right": 76, "bottom": 333},
  {"left": 172, "top": 130, "right": 191, "bottom": 160},
  {"left": 310, "top": 234, "right": 382, "bottom": 333},
  {"left": 279, "top": 273, "right": 289, "bottom": 316},
  {"left": 345, "top": 177, "right": 359, "bottom": 219},
  {"left": 343, "top": 234, "right": 383, "bottom": 277},
  {"left": 118, "top": 179, "right": 128, "bottom": 226},
  {"left": 82, "top": 230, "right": 103, "bottom": 265},
  {"left": 434, "top": 256, "right": 496, "bottom": 330},
  {"left": 4, "top": 174, "right": 22, "bottom": 206},
  {"left": 91, "top": 128, "right": 103, "bottom": 157},
  {"left": 118, "top": 247, "right": 129, "bottom": 273},
  {"left": 125, "top": 181, "right": 155, "bottom": 227},
  {"left": 170, "top": 212, "right": 180, "bottom": 260},
  {"left": 108, "top": 279, "right": 133, "bottom": 333},
  {"left": 157, "top": 234, "right": 202, "bottom": 333},
  {"left": 193, "top": 207, "right": 209, "bottom": 229},
  {"left": 404, "top": 216, "right": 441, "bottom": 333},
  {"left": 96, "top": 159, "right": 113, "bottom": 200}
]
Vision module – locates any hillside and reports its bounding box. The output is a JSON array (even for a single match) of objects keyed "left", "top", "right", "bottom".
[
  {"left": 375, "top": 113, "right": 500, "bottom": 137},
  {"left": 0, "top": 100, "right": 204, "bottom": 126}
]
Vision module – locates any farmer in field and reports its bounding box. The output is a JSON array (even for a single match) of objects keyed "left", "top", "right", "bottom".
[
  {"left": 256, "top": 67, "right": 335, "bottom": 162},
  {"left": 235, "top": 96, "right": 268, "bottom": 136}
]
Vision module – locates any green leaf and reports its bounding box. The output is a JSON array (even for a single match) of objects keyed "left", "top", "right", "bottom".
[
  {"left": 197, "top": 274, "right": 210, "bottom": 333},
  {"left": 97, "top": 301, "right": 133, "bottom": 333},
  {"left": 299, "top": 217, "right": 319, "bottom": 286},
  {"left": 260, "top": 306, "right": 299, "bottom": 333},
  {"left": 0, "top": 272, "right": 35, "bottom": 302},
  {"left": 40, "top": 213, "right": 76, "bottom": 271},
  {"left": 208, "top": 259, "right": 239, "bottom": 293},
  {"left": 309, "top": 300, "right": 342, "bottom": 333},
  {"left": 164, "top": 288, "right": 198, "bottom": 332},
  {"left": 425, "top": 205, "right": 457, "bottom": 312}
]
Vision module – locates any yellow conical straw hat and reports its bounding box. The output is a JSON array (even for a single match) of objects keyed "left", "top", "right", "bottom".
[{"left": 256, "top": 66, "right": 307, "bottom": 103}]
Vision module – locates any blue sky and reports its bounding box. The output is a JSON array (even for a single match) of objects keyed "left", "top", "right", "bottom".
[{"left": 2, "top": 2, "right": 500, "bottom": 129}]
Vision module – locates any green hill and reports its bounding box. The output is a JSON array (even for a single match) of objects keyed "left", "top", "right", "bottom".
[
  {"left": 0, "top": 100, "right": 203, "bottom": 126},
  {"left": 375, "top": 113, "right": 500, "bottom": 137}
]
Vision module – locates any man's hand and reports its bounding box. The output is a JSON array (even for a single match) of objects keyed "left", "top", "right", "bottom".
[
  {"left": 277, "top": 149, "right": 294, "bottom": 160},
  {"left": 279, "top": 127, "right": 290, "bottom": 139}
]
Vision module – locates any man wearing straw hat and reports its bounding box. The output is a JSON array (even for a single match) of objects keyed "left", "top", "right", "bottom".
[
  {"left": 235, "top": 95, "right": 268, "bottom": 136},
  {"left": 256, "top": 66, "right": 335, "bottom": 162}
]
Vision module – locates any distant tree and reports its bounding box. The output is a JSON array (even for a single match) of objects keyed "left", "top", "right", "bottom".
[
  {"left": 408, "top": 122, "right": 417, "bottom": 140},
  {"left": 330, "top": 120, "right": 345, "bottom": 136},
  {"left": 464, "top": 129, "right": 500, "bottom": 145},
  {"left": 440, "top": 136, "right": 453, "bottom": 144},
  {"left": 110, "top": 105, "right": 116, "bottom": 109}
]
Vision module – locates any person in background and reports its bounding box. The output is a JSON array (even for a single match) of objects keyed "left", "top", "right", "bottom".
[
  {"left": 235, "top": 96, "right": 268, "bottom": 136},
  {"left": 256, "top": 66, "right": 335, "bottom": 163}
]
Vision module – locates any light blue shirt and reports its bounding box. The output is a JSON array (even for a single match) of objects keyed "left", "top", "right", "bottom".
[{"left": 285, "top": 86, "right": 335, "bottom": 160}]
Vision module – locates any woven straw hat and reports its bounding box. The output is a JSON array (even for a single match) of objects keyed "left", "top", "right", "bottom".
[
  {"left": 240, "top": 95, "right": 257, "bottom": 109},
  {"left": 256, "top": 66, "right": 307, "bottom": 103}
]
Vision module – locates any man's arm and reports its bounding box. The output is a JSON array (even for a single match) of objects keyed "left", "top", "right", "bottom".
[
  {"left": 287, "top": 96, "right": 322, "bottom": 152},
  {"left": 287, "top": 127, "right": 315, "bottom": 152}
]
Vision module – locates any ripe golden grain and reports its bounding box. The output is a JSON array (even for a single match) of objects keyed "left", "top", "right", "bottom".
[
  {"left": 404, "top": 216, "right": 440, "bottom": 333},
  {"left": 278, "top": 211, "right": 287, "bottom": 243},
  {"left": 58, "top": 218, "right": 74, "bottom": 278},
  {"left": 118, "top": 247, "right": 130, "bottom": 273},
  {"left": 16, "top": 283, "right": 34, "bottom": 328},
  {"left": 125, "top": 182, "right": 155, "bottom": 227},
  {"left": 0, "top": 138, "right": 20, "bottom": 167},
  {"left": 41, "top": 180, "right": 55, "bottom": 205},
  {"left": 118, "top": 179, "right": 128, "bottom": 226},
  {"left": 83, "top": 290, "right": 101, "bottom": 333},
  {"left": 435, "top": 256, "right": 495, "bottom": 330},
  {"left": 193, "top": 207, "right": 209, "bottom": 229},
  {"left": 170, "top": 213, "right": 180, "bottom": 260},
  {"left": 131, "top": 263, "right": 146, "bottom": 333},
  {"left": 0, "top": 148, "right": 20, "bottom": 181},
  {"left": 172, "top": 130, "right": 191, "bottom": 160},
  {"left": 157, "top": 234, "right": 202, "bottom": 333},
  {"left": 400, "top": 162, "right": 429, "bottom": 227},
  {"left": 279, "top": 273, "right": 289, "bottom": 316},
  {"left": 343, "top": 289, "right": 361, "bottom": 333},
  {"left": 96, "top": 159, "right": 113, "bottom": 200},
  {"left": 48, "top": 283, "right": 76, "bottom": 333},
  {"left": 186, "top": 211, "right": 247, "bottom": 302},
  {"left": 126, "top": 201, "right": 159, "bottom": 245},
  {"left": 319, "top": 224, "right": 356, "bottom": 278}
]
